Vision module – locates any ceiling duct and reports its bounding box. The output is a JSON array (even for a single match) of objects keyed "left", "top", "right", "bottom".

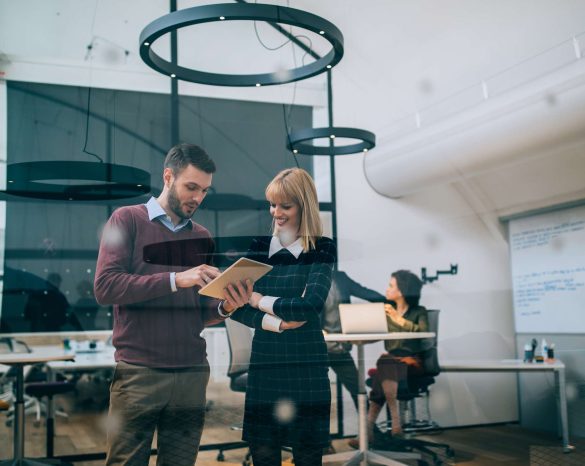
[{"left": 364, "top": 59, "right": 585, "bottom": 198}]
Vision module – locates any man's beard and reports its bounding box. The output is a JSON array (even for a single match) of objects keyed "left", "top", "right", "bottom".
[{"left": 168, "top": 182, "right": 195, "bottom": 220}]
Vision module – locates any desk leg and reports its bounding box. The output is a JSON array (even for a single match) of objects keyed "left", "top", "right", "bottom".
[
  {"left": 15, "top": 365, "right": 25, "bottom": 461},
  {"left": 357, "top": 345, "right": 367, "bottom": 456},
  {"left": 555, "top": 367, "right": 575, "bottom": 453}
]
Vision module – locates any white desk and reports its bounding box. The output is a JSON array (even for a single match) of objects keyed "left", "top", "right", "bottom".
[
  {"left": 440, "top": 359, "right": 574, "bottom": 453},
  {"left": 323, "top": 332, "right": 435, "bottom": 466},
  {"left": 0, "top": 347, "right": 75, "bottom": 466},
  {"left": 47, "top": 346, "right": 115, "bottom": 372}
]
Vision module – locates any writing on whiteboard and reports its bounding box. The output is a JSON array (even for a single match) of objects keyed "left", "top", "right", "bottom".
[
  {"left": 509, "top": 205, "right": 585, "bottom": 333},
  {"left": 510, "top": 220, "right": 585, "bottom": 251}
]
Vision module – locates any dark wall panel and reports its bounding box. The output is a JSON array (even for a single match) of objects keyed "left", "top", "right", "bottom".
[{"left": 1, "top": 81, "right": 312, "bottom": 333}]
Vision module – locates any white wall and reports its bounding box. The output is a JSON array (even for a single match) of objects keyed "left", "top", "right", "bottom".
[
  {"left": 319, "top": 0, "right": 585, "bottom": 428},
  {"left": 2, "top": 0, "right": 585, "bottom": 429}
]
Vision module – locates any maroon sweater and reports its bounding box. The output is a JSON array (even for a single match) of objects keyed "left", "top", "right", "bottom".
[{"left": 94, "top": 204, "right": 222, "bottom": 368}]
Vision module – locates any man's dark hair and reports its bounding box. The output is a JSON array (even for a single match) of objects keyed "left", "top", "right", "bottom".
[
  {"left": 391, "top": 269, "right": 423, "bottom": 308},
  {"left": 164, "top": 143, "right": 216, "bottom": 175}
]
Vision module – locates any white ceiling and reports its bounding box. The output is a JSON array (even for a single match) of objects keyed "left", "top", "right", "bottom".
[
  {"left": 2, "top": 0, "right": 585, "bottom": 211},
  {"left": 3, "top": 0, "right": 585, "bottom": 125}
]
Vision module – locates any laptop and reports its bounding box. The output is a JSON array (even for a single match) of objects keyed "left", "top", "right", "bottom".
[{"left": 339, "top": 303, "right": 389, "bottom": 334}]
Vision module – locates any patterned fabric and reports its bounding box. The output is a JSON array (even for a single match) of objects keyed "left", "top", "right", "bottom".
[{"left": 230, "top": 236, "right": 336, "bottom": 448}]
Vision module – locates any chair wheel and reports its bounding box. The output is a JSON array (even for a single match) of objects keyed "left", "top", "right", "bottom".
[{"left": 216, "top": 452, "right": 225, "bottom": 462}]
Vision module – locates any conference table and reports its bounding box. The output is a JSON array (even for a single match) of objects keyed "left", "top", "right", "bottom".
[
  {"left": 0, "top": 347, "right": 75, "bottom": 466},
  {"left": 440, "top": 358, "right": 574, "bottom": 453},
  {"left": 323, "top": 332, "right": 435, "bottom": 466}
]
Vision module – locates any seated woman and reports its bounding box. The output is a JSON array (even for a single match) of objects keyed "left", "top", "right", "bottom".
[{"left": 350, "top": 270, "right": 428, "bottom": 447}]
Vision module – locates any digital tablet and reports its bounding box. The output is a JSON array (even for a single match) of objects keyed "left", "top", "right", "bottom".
[{"left": 198, "top": 257, "right": 272, "bottom": 299}]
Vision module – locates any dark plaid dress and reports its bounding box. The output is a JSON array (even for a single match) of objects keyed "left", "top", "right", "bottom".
[{"left": 230, "top": 235, "right": 336, "bottom": 448}]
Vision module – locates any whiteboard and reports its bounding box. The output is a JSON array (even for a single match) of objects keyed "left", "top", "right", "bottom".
[{"left": 509, "top": 204, "right": 585, "bottom": 333}]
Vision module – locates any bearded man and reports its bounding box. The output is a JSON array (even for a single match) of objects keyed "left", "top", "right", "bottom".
[{"left": 95, "top": 143, "right": 252, "bottom": 466}]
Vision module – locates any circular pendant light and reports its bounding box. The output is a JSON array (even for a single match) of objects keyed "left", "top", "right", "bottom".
[
  {"left": 139, "top": 3, "right": 344, "bottom": 86},
  {"left": 6, "top": 161, "right": 151, "bottom": 201},
  {"left": 287, "top": 127, "right": 376, "bottom": 156}
]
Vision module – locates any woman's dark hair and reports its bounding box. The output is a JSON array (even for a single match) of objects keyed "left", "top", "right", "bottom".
[
  {"left": 392, "top": 269, "right": 423, "bottom": 308},
  {"left": 164, "top": 143, "right": 216, "bottom": 175}
]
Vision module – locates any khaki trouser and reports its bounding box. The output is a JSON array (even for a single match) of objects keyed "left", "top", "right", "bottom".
[{"left": 106, "top": 360, "right": 210, "bottom": 466}]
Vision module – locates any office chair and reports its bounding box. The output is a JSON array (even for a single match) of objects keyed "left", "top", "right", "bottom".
[
  {"left": 395, "top": 310, "right": 454, "bottom": 465},
  {"left": 25, "top": 379, "right": 75, "bottom": 464},
  {"left": 213, "top": 318, "right": 253, "bottom": 465},
  {"left": 400, "top": 309, "right": 442, "bottom": 432},
  {"left": 0, "top": 339, "right": 46, "bottom": 428},
  {"left": 370, "top": 310, "right": 454, "bottom": 466}
]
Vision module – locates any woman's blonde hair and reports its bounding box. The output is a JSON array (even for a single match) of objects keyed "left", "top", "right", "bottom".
[{"left": 265, "top": 168, "right": 323, "bottom": 252}]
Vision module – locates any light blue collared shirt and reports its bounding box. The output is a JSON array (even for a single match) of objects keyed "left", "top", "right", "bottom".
[
  {"left": 145, "top": 196, "right": 192, "bottom": 292},
  {"left": 145, "top": 196, "right": 192, "bottom": 233},
  {"left": 143, "top": 197, "right": 227, "bottom": 319}
]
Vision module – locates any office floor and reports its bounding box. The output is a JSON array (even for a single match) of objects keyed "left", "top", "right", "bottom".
[{"left": 0, "top": 379, "right": 582, "bottom": 465}]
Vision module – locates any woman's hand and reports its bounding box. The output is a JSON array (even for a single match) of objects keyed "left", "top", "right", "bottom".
[
  {"left": 385, "top": 303, "right": 406, "bottom": 326},
  {"left": 280, "top": 320, "right": 306, "bottom": 331},
  {"left": 222, "top": 280, "right": 253, "bottom": 313},
  {"left": 248, "top": 292, "right": 263, "bottom": 309}
]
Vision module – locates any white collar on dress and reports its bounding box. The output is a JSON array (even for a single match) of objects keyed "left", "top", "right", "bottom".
[{"left": 268, "top": 235, "right": 303, "bottom": 259}]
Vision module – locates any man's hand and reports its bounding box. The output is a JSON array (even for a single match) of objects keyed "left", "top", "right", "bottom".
[
  {"left": 279, "top": 320, "right": 306, "bottom": 331},
  {"left": 385, "top": 303, "right": 406, "bottom": 326},
  {"left": 176, "top": 264, "right": 220, "bottom": 288},
  {"left": 222, "top": 279, "right": 253, "bottom": 313}
]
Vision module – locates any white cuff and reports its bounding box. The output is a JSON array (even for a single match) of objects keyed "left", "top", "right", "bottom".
[
  {"left": 170, "top": 272, "right": 177, "bottom": 292},
  {"left": 259, "top": 296, "right": 278, "bottom": 314},
  {"left": 217, "top": 301, "right": 231, "bottom": 318},
  {"left": 262, "top": 313, "right": 283, "bottom": 333}
]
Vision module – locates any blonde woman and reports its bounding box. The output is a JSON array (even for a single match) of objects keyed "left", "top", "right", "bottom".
[{"left": 229, "top": 168, "right": 336, "bottom": 466}]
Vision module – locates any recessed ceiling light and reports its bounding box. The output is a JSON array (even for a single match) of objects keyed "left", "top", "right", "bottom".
[
  {"left": 144, "top": 42, "right": 150, "bottom": 46},
  {"left": 326, "top": 65, "right": 332, "bottom": 69},
  {"left": 330, "top": 134, "right": 335, "bottom": 139},
  {"left": 170, "top": 73, "right": 176, "bottom": 78},
  {"left": 219, "top": 16, "right": 225, "bottom": 20},
  {"left": 255, "top": 83, "right": 261, "bottom": 87},
  {"left": 293, "top": 149, "right": 298, "bottom": 154},
  {"left": 319, "top": 30, "right": 325, "bottom": 35}
]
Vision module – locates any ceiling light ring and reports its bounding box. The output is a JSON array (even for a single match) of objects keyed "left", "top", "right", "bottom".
[
  {"left": 287, "top": 127, "right": 376, "bottom": 156},
  {"left": 7, "top": 161, "right": 151, "bottom": 201},
  {"left": 139, "top": 3, "right": 344, "bottom": 86}
]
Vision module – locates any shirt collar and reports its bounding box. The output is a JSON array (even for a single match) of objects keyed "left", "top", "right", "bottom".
[
  {"left": 269, "top": 235, "right": 303, "bottom": 259},
  {"left": 145, "top": 196, "right": 192, "bottom": 230}
]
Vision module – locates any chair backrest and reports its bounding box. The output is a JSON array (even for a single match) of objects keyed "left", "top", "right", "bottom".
[
  {"left": 420, "top": 309, "right": 440, "bottom": 377},
  {"left": 224, "top": 318, "right": 254, "bottom": 379}
]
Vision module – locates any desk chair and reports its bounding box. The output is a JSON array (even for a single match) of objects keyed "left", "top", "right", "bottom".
[
  {"left": 1, "top": 363, "right": 45, "bottom": 429},
  {"left": 4, "top": 364, "right": 69, "bottom": 428},
  {"left": 25, "top": 380, "right": 75, "bottom": 463},
  {"left": 400, "top": 309, "right": 442, "bottom": 432},
  {"left": 394, "top": 310, "right": 454, "bottom": 465},
  {"left": 212, "top": 318, "right": 253, "bottom": 465}
]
